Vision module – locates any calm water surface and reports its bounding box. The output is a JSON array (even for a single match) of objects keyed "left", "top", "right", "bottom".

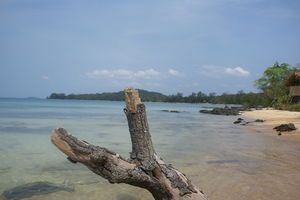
[{"left": 0, "top": 98, "right": 299, "bottom": 200}]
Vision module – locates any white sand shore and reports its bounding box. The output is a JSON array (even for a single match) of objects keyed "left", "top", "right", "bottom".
[{"left": 241, "top": 109, "right": 300, "bottom": 136}]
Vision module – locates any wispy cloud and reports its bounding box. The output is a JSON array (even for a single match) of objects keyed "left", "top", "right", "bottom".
[
  {"left": 168, "top": 69, "right": 181, "bottom": 76},
  {"left": 198, "top": 65, "right": 250, "bottom": 78},
  {"left": 86, "top": 69, "right": 160, "bottom": 80},
  {"left": 225, "top": 67, "right": 250, "bottom": 76}
]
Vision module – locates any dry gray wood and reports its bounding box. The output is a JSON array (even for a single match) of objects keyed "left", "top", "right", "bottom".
[{"left": 51, "top": 88, "right": 209, "bottom": 200}]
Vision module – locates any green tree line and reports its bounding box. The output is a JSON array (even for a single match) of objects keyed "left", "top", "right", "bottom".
[
  {"left": 48, "top": 62, "right": 299, "bottom": 108},
  {"left": 48, "top": 89, "right": 271, "bottom": 106}
]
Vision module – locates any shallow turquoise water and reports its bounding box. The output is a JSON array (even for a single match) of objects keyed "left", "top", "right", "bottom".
[{"left": 0, "top": 99, "right": 300, "bottom": 200}]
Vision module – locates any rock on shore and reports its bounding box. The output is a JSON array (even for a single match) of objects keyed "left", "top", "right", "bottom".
[
  {"left": 199, "top": 107, "right": 247, "bottom": 116},
  {"left": 274, "top": 123, "right": 297, "bottom": 132}
]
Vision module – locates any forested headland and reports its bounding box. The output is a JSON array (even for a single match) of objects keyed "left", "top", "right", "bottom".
[
  {"left": 48, "top": 62, "right": 299, "bottom": 109},
  {"left": 47, "top": 89, "right": 271, "bottom": 107}
]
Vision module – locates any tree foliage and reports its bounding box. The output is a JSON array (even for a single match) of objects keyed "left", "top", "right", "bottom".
[
  {"left": 255, "top": 62, "right": 297, "bottom": 101},
  {"left": 47, "top": 62, "right": 299, "bottom": 109},
  {"left": 48, "top": 89, "right": 271, "bottom": 106}
]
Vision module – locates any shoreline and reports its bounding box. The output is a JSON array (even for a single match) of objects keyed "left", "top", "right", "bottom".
[{"left": 241, "top": 109, "right": 300, "bottom": 139}]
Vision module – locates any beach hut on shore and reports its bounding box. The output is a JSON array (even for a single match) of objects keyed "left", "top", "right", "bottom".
[{"left": 286, "top": 72, "right": 300, "bottom": 103}]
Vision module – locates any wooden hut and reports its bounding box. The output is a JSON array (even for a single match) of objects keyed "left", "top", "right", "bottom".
[{"left": 286, "top": 72, "right": 300, "bottom": 103}]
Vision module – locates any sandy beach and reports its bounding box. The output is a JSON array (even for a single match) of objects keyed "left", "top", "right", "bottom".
[{"left": 242, "top": 109, "right": 300, "bottom": 137}]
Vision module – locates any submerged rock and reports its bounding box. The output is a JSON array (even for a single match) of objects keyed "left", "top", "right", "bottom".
[
  {"left": 273, "top": 123, "right": 297, "bottom": 132},
  {"left": 234, "top": 118, "right": 265, "bottom": 126},
  {"left": 2, "top": 181, "right": 74, "bottom": 200},
  {"left": 255, "top": 119, "right": 265, "bottom": 123},
  {"left": 200, "top": 107, "right": 240, "bottom": 116},
  {"left": 240, "top": 121, "right": 250, "bottom": 126},
  {"left": 233, "top": 118, "right": 244, "bottom": 124}
]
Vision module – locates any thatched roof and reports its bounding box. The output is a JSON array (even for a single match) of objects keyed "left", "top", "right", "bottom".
[{"left": 286, "top": 72, "right": 300, "bottom": 86}]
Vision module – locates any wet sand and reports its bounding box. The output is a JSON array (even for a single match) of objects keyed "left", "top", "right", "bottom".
[{"left": 241, "top": 109, "right": 300, "bottom": 138}]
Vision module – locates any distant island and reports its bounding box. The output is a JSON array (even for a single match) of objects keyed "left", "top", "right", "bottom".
[
  {"left": 48, "top": 89, "right": 165, "bottom": 102},
  {"left": 47, "top": 89, "right": 270, "bottom": 106},
  {"left": 48, "top": 62, "right": 300, "bottom": 111}
]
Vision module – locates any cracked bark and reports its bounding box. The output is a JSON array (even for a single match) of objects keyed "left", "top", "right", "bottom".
[{"left": 51, "top": 88, "right": 209, "bottom": 200}]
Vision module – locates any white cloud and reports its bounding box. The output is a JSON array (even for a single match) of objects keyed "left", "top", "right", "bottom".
[
  {"left": 225, "top": 67, "right": 250, "bottom": 76},
  {"left": 86, "top": 69, "right": 160, "bottom": 80},
  {"left": 41, "top": 76, "right": 49, "bottom": 80},
  {"left": 168, "top": 69, "right": 181, "bottom": 76},
  {"left": 135, "top": 69, "right": 160, "bottom": 79},
  {"left": 198, "top": 65, "right": 250, "bottom": 78}
]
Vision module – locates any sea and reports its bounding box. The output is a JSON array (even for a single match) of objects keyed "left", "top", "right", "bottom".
[{"left": 0, "top": 98, "right": 300, "bottom": 200}]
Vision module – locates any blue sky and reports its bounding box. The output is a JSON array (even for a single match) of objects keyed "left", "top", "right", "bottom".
[{"left": 0, "top": 0, "right": 299, "bottom": 97}]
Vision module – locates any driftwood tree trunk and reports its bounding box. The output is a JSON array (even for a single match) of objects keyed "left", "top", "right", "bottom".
[{"left": 51, "top": 88, "right": 209, "bottom": 200}]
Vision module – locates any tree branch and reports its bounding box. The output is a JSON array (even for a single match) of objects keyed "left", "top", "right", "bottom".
[{"left": 51, "top": 88, "right": 209, "bottom": 200}]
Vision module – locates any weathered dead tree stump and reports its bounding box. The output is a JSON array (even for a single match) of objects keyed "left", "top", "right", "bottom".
[{"left": 51, "top": 88, "right": 209, "bottom": 200}]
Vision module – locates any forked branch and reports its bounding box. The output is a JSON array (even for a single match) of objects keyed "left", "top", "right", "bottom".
[{"left": 51, "top": 88, "right": 209, "bottom": 200}]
